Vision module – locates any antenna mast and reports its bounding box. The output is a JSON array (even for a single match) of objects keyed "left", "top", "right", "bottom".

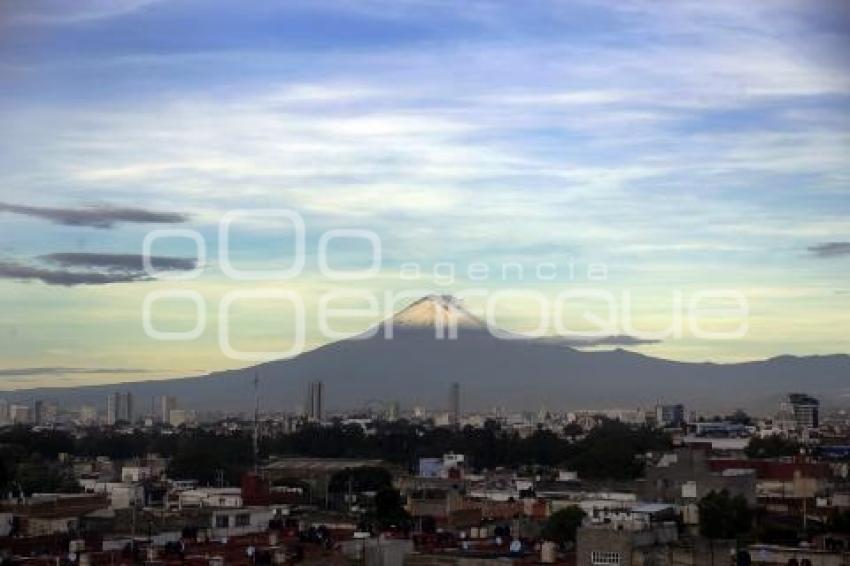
[{"left": 253, "top": 371, "right": 260, "bottom": 474}]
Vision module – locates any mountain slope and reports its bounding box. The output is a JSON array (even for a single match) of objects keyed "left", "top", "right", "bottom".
[{"left": 4, "top": 296, "right": 850, "bottom": 414}]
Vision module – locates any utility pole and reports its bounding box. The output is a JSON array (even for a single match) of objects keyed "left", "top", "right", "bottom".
[
  {"left": 130, "top": 499, "right": 137, "bottom": 557},
  {"left": 348, "top": 473, "right": 354, "bottom": 512}
]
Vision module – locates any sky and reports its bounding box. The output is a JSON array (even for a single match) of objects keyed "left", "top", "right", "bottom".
[{"left": 0, "top": 0, "right": 849, "bottom": 390}]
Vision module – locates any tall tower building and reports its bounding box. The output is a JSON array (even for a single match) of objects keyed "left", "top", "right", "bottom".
[
  {"left": 449, "top": 382, "right": 461, "bottom": 428},
  {"left": 121, "top": 392, "right": 133, "bottom": 424},
  {"left": 107, "top": 393, "right": 118, "bottom": 425},
  {"left": 107, "top": 392, "right": 134, "bottom": 425},
  {"left": 306, "top": 381, "right": 324, "bottom": 422},
  {"left": 159, "top": 395, "right": 177, "bottom": 423},
  {"left": 33, "top": 400, "right": 45, "bottom": 426}
]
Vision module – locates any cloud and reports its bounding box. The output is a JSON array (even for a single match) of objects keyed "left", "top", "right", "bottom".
[
  {"left": 2, "top": 0, "right": 165, "bottom": 26},
  {"left": 808, "top": 242, "right": 850, "bottom": 258},
  {"left": 40, "top": 252, "right": 197, "bottom": 272},
  {"left": 0, "top": 260, "right": 145, "bottom": 286},
  {"left": 539, "top": 335, "right": 661, "bottom": 347},
  {"left": 0, "top": 367, "right": 149, "bottom": 377},
  {"left": 0, "top": 202, "right": 188, "bottom": 229},
  {"left": 0, "top": 252, "right": 197, "bottom": 286}
]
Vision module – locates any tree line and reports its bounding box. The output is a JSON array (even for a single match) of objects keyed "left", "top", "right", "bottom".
[{"left": 0, "top": 419, "right": 670, "bottom": 494}]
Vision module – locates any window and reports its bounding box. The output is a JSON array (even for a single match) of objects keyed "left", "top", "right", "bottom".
[
  {"left": 236, "top": 513, "right": 251, "bottom": 527},
  {"left": 591, "top": 551, "right": 622, "bottom": 566},
  {"left": 215, "top": 515, "right": 230, "bottom": 528}
]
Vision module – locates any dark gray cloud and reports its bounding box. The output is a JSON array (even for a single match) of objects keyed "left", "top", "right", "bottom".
[
  {"left": 0, "top": 260, "right": 146, "bottom": 286},
  {"left": 0, "top": 367, "right": 149, "bottom": 377},
  {"left": 0, "top": 202, "right": 188, "bottom": 228},
  {"left": 41, "top": 252, "right": 197, "bottom": 272},
  {"left": 0, "top": 252, "right": 198, "bottom": 286},
  {"left": 577, "top": 335, "right": 660, "bottom": 346},
  {"left": 808, "top": 242, "right": 850, "bottom": 258},
  {"left": 539, "top": 334, "right": 660, "bottom": 347}
]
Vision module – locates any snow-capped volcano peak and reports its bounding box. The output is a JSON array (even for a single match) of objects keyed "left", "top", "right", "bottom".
[{"left": 388, "top": 294, "right": 484, "bottom": 330}]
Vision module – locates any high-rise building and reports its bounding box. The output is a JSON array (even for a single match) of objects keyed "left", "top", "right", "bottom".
[
  {"left": 386, "top": 401, "right": 400, "bottom": 421},
  {"left": 107, "top": 392, "right": 134, "bottom": 425},
  {"left": 33, "top": 400, "right": 45, "bottom": 426},
  {"left": 107, "top": 393, "right": 117, "bottom": 425},
  {"left": 159, "top": 395, "right": 177, "bottom": 423},
  {"left": 449, "top": 382, "right": 461, "bottom": 427},
  {"left": 655, "top": 404, "right": 685, "bottom": 428},
  {"left": 306, "top": 381, "right": 324, "bottom": 421},
  {"left": 123, "top": 392, "right": 133, "bottom": 423},
  {"left": 9, "top": 404, "right": 31, "bottom": 424},
  {"left": 784, "top": 393, "right": 820, "bottom": 430}
]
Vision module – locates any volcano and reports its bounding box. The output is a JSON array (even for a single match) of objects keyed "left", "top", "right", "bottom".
[
  {"left": 5, "top": 295, "right": 850, "bottom": 414},
  {"left": 383, "top": 294, "right": 485, "bottom": 332}
]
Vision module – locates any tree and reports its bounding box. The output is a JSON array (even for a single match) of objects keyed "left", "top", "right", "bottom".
[
  {"left": 563, "top": 423, "right": 584, "bottom": 437},
  {"left": 829, "top": 510, "right": 850, "bottom": 534},
  {"left": 569, "top": 420, "right": 670, "bottom": 480},
  {"left": 542, "top": 506, "right": 586, "bottom": 545},
  {"left": 371, "top": 488, "right": 411, "bottom": 531},
  {"left": 727, "top": 410, "right": 752, "bottom": 426},
  {"left": 328, "top": 467, "right": 392, "bottom": 494},
  {"left": 698, "top": 490, "right": 752, "bottom": 540},
  {"left": 167, "top": 432, "right": 253, "bottom": 485},
  {"left": 14, "top": 456, "right": 80, "bottom": 496},
  {"left": 745, "top": 436, "right": 800, "bottom": 459}
]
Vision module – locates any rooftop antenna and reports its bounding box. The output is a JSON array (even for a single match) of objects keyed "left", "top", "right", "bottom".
[{"left": 252, "top": 371, "right": 260, "bottom": 474}]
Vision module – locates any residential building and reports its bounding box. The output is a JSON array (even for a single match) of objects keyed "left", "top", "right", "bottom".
[{"left": 642, "top": 447, "right": 756, "bottom": 524}]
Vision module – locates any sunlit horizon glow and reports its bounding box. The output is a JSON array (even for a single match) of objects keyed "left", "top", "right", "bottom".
[{"left": 1, "top": 0, "right": 849, "bottom": 390}]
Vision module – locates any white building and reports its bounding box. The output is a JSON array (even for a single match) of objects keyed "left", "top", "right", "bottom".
[
  {"left": 78, "top": 480, "right": 144, "bottom": 510},
  {"left": 121, "top": 466, "right": 152, "bottom": 483},
  {"left": 178, "top": 488, "right": 243, "bottom": 509},
  {"left": 208, "top": 507, "right": 282, "bottom": 537}
]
